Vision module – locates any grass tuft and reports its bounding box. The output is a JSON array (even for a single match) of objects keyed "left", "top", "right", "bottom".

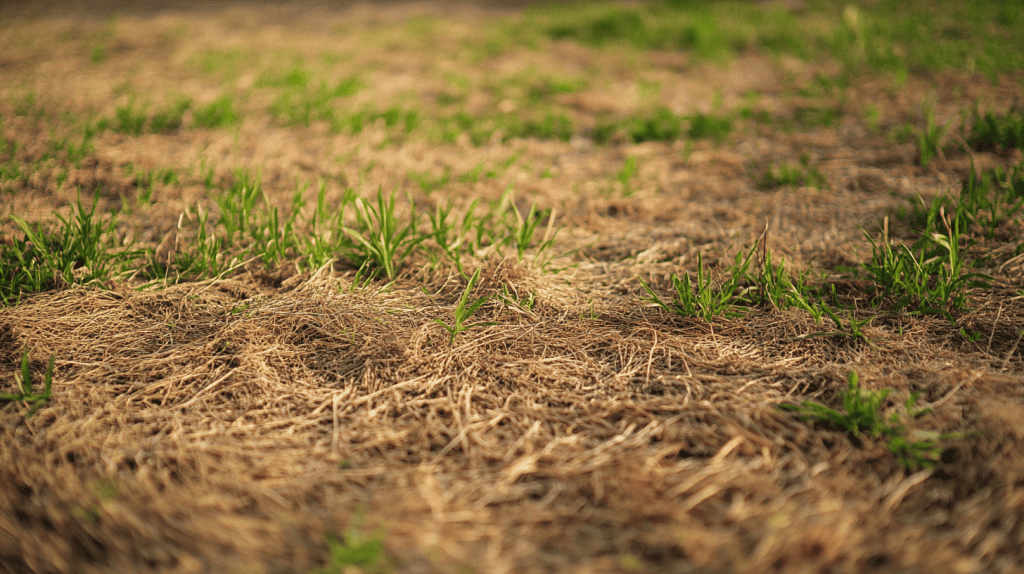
[
  {"left": 780, "top": 371, "right": 962, "bottom": 471},
  {"left": 0, "top": 346, "right": 55, "bottom": 418},
  {"left": 433, "top": 267, "right": 496, "bottom": 343},
  {"left": 966, "top": 106, "right": 1024, "bottom": 152}
]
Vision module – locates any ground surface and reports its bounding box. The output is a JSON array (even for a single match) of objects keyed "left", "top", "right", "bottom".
[{"left": 2, "top": 1, "right": 1024, "bottom": 573}]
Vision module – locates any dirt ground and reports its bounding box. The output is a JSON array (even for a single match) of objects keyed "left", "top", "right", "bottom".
[{"left": 1, "top": 2, "right": 1024, "bottom": 573}]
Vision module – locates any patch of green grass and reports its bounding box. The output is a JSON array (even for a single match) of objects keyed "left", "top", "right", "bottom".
[
  {"left": 829, "top": 2, "right": 1024, "bottom": 80},
  {"left": 0, "top": 123, "right": 99, "bottom": 193},
  {"left": 267, "top": 74, "right": 363, "bottom": 128},
  {"left": 192, "top": 96, "right": 239, "bottom": 130},
  {"left": 793, "top": 105, "right": 843, "bottom": 129},
  {"left": 503, "top": 112, "right": 574, "bottom": 142},
  {"left": 437, "top": 110, "right": 572, "bottom": 146},
  {"left": 407, "top": 167, "right": 451, "bottom": 195},
  {"left": 127, "top": 165, "right": 179, "bottom": 204},
  {"left": 0, "top": 139, "right": 24, "bottom": 191},
  {"left": 953, "top": 161, "right": 1024, "bottom": 240},
  {"left": 637, "top": 237, "right": 881, "bottom": 340},
  {"left": 625, "top": 106, "right": 682, "bottom": 143},
  {"left": 311, "top": 526, "right": 392, "bottom": 574},
  {"left": 687, "top": 111, "right": 732, "bottom": 143},
  {"left": 297, "top": 183, "right": 352, "bottom": 272},
  {"left": 2, "top": 192, "right": 144, "bottom": 304},
  {"left": 151, "top": 171, "right": 306, "bottom": 283},
  {"left": 750, "top": 249, "right": 816, "bottom": 312},
  {"left": 330, "top": 107, "right": 418, "bottom": 139},
  {"left": 457, "top": 164, "right": 486, "bottom": 184},
  {"left": 888, "top": 121, "right": 917, "bottom": 145},
  {"left": 150, "top": 203, "right": 229, "bottom": 283},
  {"left": 780, "top": 371, "right": 963, "bottom": 471},
  {"left": 435, "top": 92, "right": 466, "bottom": 106},
  {"left": 639, "top": 243, "right": 758, "bottom": 322},
  {"left": 255, "top": 67, "right": 314, "bottom": 89},
  {"left": 522, "top": 1, "right": 1023, "bottom": 79},
  {"left": 525, "top": 75, "right": 587, "bottom": 103},
  {"left": 150, "top": 99, "right": 193, "bottom": 133},
  {"left": 917, "top": 104, "right": 954, "bottom": 168},
  {"left": 616, "top": 155, "right": 639, "bottom": 196},
  {"left": 190, "top": 48, "right": 253, "bottom": 79},
  {"left": 99, "top": 97, "right": 224, "bottom": 136},
  {"left": 110, "top": 99, "right": 149, "bottom": 135},
  {"left": 966, "top": 106, "right": 1024, "bottom": 152},
  {"left": 432, "top": 267, "right": 496, "bottom": 343},
  {"left": 14, "top": 164, "right": 570, "bottom": 289},
  {"left": 425, "top": 198, "right": 477, "bottom": 273},
  {"left": 891, "top": 159, "right": 1024, "bottom": 241},
  {"left": 863, "top": 105, "right": 883, "bottom": 132},
  {"left": 860, "top": 214, "right": 990, "bottom": 320},
  {"left": 594, "top": 107, "right": 732, "bottom": 145},
  {"left": 534, "top": 2, "right": 807, "bottom": 61},
  {"left": 738, "top": 106, "right": 772, "bottom": 125},
  {"left": 0, "top": 346, "right": 55, "bottom": 418},
  {"left": 89, "top": 44, "right": 106, "bottom": 64},
  {"left": 755, "top": 155, "right": 829, "bottom": 190},
  {"left": 502, "top": 190, "right": 560, "bottom": 264},
  {"left": 342, "top": 188, "right": 424, "bottom": 282}
]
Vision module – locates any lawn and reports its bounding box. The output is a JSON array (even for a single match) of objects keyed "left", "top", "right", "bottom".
[{"left": 1, "top": 0, "right": 1023, "bottom": 572}]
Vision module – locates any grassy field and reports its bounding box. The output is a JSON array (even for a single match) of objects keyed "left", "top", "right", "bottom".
[{"left": 2, "top": 0, "right": 1024, "bottom": 572}]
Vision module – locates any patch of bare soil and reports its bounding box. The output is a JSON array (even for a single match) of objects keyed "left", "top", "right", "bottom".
[{"left": 2, "top": 3, "right": 1024, "bottom": 574}]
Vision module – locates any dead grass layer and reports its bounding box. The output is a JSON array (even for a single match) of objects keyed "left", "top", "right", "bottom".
[{"left": 2, "top": 4, "right": 1024, "bottom": 574}]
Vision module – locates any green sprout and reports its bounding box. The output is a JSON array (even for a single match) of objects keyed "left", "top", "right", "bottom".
[
  {"left": 434, "top": 268, "right": 496, "bottom": 343},
  {"left": 1, "top": 346, "right": 55, "bottom": 418},
  {"left": 780, "top": 371, "right": 964, "bottom": 470}
]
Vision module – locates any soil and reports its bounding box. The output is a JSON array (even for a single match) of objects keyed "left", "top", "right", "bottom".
[{"left": 1, "top": 2, "right": 1024, "bottom": 573}]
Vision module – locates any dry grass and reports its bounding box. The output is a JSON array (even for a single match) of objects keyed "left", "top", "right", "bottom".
[{"left": 2, "top": 2, "right": 1024, "bottom": 573}]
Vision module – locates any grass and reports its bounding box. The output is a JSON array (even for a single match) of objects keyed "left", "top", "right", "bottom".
[
  {"left": 523, "top": 0, "right": 1024, "bottom": 78},
  {"left": 860, "top": 213, "right": 990, "bottom": 320},
  {"left": 779, "top": 371, "right": 958, "bottom": 471},
  {"left": 96, "top": 96, "right": 236, "bottom": 136},
  {"left": 425, "top": 198, "right": 477, "bottom": 274},
  {"left": 593, "top": 107, "right": 733, "bottom": 145},
  {"left": 638, "top": 194, "right": 995, "bottom": 332},
  {"left": 686, "top": 111, "right": 732, "bottom": 143},
  {"left": 127, "top": 164, "right": 179, "bottom": 204},
  {"left": 616, "top": 155, "right": 639, "bottom": 196},
  {"left": 501, "top": 190, "right": 560, "bottom": 265},
  {"left": 312, "top": 521, "right": 392, "bottom": 574},
  {"left": 407, "top": 166, "right": 451, "bottom": 195},
  {"left": 0, "top": 346, "right": 55, "bottom": 418},
  {"left": 437, "top": 110, "right": 574, "bottom": 146},
  {"left": 0, "top": 117, "right": 98, "bottom": 193},
  {"left": 917, "top": 103, "right": 954, "bottom": 168},
  {"left": 793, "top": 105, "right": 843, "bottom": 129},
  {"left": 342, "top": 188, "right": 424, "bottom": 282},
  {"left": 533, "top": 2, "right": 809, "bottom": 61},
  {"left": 755, "top": 155, "right": 829, "bottom": 190},
  {"left": 954, "top": 161, "right": 1024, "bottom": 239},
  {"left": 890, "top": 157, "right": 1024, "bottom": 242},
  {"left": 67, "top": 166, "right": 570, "bottom": 288},
  {"left": 639, "top": 244, "right": 758, "bottom": 322},
  {"left": 130, "top": 168, "right": 567, "bottom": 286},
  {"left": 2, "top": 192, "right": 144, "bottom": 304},
  {"left": 431, "top": 267, "right": 496, "bottom": 343},
  {"left": 966, "top": 106, "right": 1024, "bottom": 152}
]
